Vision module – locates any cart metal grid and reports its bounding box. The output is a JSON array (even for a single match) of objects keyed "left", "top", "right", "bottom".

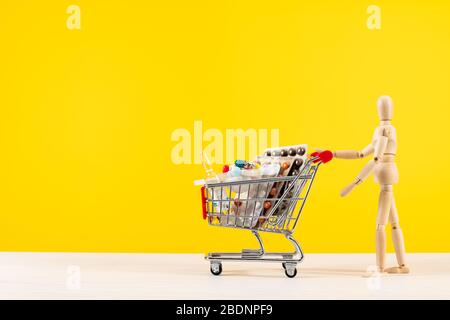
[{"left": 200, "top": 151, "right": 332, "bottom": 277}]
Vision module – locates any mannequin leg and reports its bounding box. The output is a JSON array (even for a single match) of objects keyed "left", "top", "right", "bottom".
[
  {"left": 375, "top": 185, "right": 392, "bottom": 272},
  {"left": 376, "top": 226, "right": 386, "bottom": 271},
  {"left": 385, "top": 195, "right": 410, "bottom": 274}
]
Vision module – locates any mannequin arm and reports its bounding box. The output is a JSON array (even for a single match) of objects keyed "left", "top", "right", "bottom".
[
  {"left": 340, "top": 160, "right": 376, "bottom": 197},
  {"left": 374, "top": 129, "right": 389, "bottom": 162},
  {"left": 333, "top": 143, "right": 374, "bottom": 159},
  {"left": 340, "top": 132, "right": 389, "bottom": 197}
]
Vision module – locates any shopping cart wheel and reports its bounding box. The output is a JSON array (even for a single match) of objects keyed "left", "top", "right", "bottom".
[
  {"left": 284, "top": 266, "right": 297, "bottom": 278},
  {"left": 282, "top": 262, "right": 295, "bottom": 270},
  {"left": 210, "top": 262, "right": 222, "bottom": 276}
]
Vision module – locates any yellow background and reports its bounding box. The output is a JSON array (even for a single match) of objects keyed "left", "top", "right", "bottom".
[{"left": 0, "top": 1, "right": 449, "bottom": 253}]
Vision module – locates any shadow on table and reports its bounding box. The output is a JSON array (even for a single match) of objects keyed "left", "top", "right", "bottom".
[
  {"left": 296, "top": 268, "right": 367, "bottom": 278},
  {"left": 219, "top": 267, "right": 367, "bottom": 278}
]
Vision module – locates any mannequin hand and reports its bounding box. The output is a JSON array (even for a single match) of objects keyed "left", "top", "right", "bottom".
[{"left": 340, "top": 182, "right": 357, "bottom": 197}]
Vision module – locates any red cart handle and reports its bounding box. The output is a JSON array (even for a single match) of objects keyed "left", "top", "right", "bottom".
[
  {"left": 310, "top": 150, "right": 333, "bottom": 164},
  {"left": 201, "top": 186, "right": 207, "bottom": 220}
]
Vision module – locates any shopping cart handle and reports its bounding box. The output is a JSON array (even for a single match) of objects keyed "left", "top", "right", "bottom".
[
  {"left": 201, "top": 186, "right": 207, "bottom": 220},
  {"left": 310, "top": 150, "right": 333, "bottom": 164}
]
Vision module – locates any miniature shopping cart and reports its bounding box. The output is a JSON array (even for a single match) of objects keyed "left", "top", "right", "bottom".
[{"left": 200, "top": 151, "right": 332, "bottom": 278}]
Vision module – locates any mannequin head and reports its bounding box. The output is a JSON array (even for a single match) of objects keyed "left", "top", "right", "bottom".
[{"left": 377, "top": 96, "right": 393, "bottom": 121}]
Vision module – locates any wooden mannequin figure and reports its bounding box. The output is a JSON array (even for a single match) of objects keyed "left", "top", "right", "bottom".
[{"left": 326, "top": 96, "right": 409, "bottom": 274}]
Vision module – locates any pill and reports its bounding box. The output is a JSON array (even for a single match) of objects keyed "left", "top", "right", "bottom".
[
  {"left": 280, "top": 149, "right": 288, "bottom": 157},
  {"left": 297, "top": 147, "right": 306, "bottom": 156},
  {"left": 269, "top": 187, "right": 277, "bottom": 196},
  {"left": 235, "top": 160, "right": 247, "bottom": 168},
  {"left": 288, "top": 148, "right": 296, "bottom": 156},
  {"left": 281, "top": 162, "right": 290, "bottom": 170},
  {"left": 294, "top": 158, "right": 304, "bottom": 168}
]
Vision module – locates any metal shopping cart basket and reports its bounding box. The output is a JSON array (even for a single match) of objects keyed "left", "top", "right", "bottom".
[{"left": 200, "top": 150, "right": 333, "bottom": 278}]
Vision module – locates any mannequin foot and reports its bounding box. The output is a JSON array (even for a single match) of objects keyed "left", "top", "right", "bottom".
[{"left": 384, "top": 265, "right": 410, "bottom": 274}]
